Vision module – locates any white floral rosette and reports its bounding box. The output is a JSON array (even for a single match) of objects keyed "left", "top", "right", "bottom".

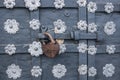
[
  {"left": 29, "top": 19, "right": 41, "bottom": 30},
  {"left": 77, "top": 20, "right": 87, "bottom": 31},
  {"left": 77, "top": 0, "right": 87, "bottom": 7},
  {"left": 52, "top": 64, "right": 67, "bottom": 79},
  {"left": 106, "top": 45, "right": 116, "bottom": 54},
  {"left": 78, "top": 64, "right": 87, "bottom": 75},
  {"left": 88, "top": 67, "right": 97, "bottom": 77},
  {"left": 104, "top": 21, "right": 116, "bottom": 35},
  {"left": 77, "top": 42, "right": 87, "bottom": 53},
  {"left": 105, "top": 3, "right": 114, "bottom": 13},
  {"left": 54, "top": 0, "right": 65, "bottom": 9},
  {"left": 31, "top": 66, "right": 42, "bottom": 77},
  {"left": 6, "top": 64, "right": 22, "bottom": 79},
  {"left": 5, "top": 44, "right": 16, "bottom": 55},
  {"left": 103, "top": 64, "right": 115, "bottom": 77},
  {"left": 87, "top": 2, "right": 97, "bottom": 13},
  {"left": 4, "top": 19, "right": 19, "bottom": 34},
  {"left": 24, "top": 0, "right": 41, "bottom": 11},
  {"left": 88, "top": 23, "right": 97, "bottom": 33},
  {"left": 4, "top": 0, "right": 16, "bottom": 8},
  {"left": 59, "top": 44, "right": 66, "bottom": 54},
  {"left": 54, "top": 19, "right": 67, "bottom": 33},
  {"left": 88, "top": 45, "right": 97, "bottom": 55},
  {"left": 28, "top": 41, "right": 43, "bottom": 57}
]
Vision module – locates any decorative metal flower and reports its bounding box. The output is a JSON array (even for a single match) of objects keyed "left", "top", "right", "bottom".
[
  {"left": 104, "top": 21, "right": 116, "bottom": 35},
  {"left": 54, "top": 19, "right": 67, "bottom": 33},
  {"left": 54, "top": 0, "right": 65, "bottom": 9},
  {"left": 88, "top": 67, "right": 97, "bottom": 77},
  {"left": 28, "top": 41, "right": 43, "bottom": 57},
  {"left": 87, "top": 2, "right": 97, "bottom": 13},
  {"left": 6, "top": 64, "right": 22, "bottom": 79},
  {"left": 31, "top": 66, "right": 42, "bottom": 77},
  {"left": 59, "top": 44, "right": 66, "bottom": 54},
  {"left": 77, "top": 0, "right": 87, "bottom": 7},
  {"left": 24, "top": 0, "right": 41, "bottom": 11},
  {"left": 78, "top": 64, "right": 87, "bottom": 75},
  {"left": 77, "top": 42, "right": 87, "bottom": 53},
  {"left": 88, "top": 45, "right": 97, "bottom": 55},
  {"left": 4, "top": 0, "right": 16, "bottom": 8},
  {"left": 4, "top": 19, "right": 19, "bottom": 34},
  {"left": 5, "top": 44, "right": 16, "bottom": 55},
  {"left": 106, "top": 45, "right": 116, "bottom": 54},
  {"left": 52, "top": 64, "right": 67, "bottom": 79},
  {"left": 105, "top": 3, "right": 114, "bottom": 13},
  {"left": 88, "top": 23, "right": 97, "bottom": 33},
  {"left": 29, "top": 19, "right": 41, "bottom": 30},
  {"left": 77, "top": 20, "right": 87, "bottom": 31},
  {"left": 103, "top": 64, "right": 115, "bottom": 77}
]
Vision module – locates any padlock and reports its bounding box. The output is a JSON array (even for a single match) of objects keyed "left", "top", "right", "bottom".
[{"left": 42, "top": 32, "right": 60, "bottom": 58}]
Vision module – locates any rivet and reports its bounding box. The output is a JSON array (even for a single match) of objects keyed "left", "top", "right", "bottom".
[
  {"left": 64, "top": 11, "right": 70, "bottom": 17},
  {"left": 40, "top": 25, "right": 48, "bottom": 32}
]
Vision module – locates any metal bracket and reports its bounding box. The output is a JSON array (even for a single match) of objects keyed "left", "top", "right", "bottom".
[{"left": 71, "top": 31, "right": 104, "bottom": 41}]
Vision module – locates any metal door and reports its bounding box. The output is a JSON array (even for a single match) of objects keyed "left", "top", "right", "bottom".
[{"left": 0, "top": 0, "right": 119, "bottom": 80}]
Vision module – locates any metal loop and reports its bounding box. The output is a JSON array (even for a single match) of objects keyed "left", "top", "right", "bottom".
[{"left": 43, "top": 32, "right": 55, "bottom": 43}]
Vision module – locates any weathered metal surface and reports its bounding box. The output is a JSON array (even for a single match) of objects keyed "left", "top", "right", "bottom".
[{"left": 0, "top": 0, "right": 120, "bottom": 80}]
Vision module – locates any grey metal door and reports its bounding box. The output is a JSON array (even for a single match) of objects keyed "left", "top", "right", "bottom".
[{"left": 0, "top": 0, "right": 120, "bottom": 80}]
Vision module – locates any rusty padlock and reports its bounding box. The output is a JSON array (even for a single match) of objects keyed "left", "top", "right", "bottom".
[{"left": 42, "top": 32, "right": 60, "bottom": 58}]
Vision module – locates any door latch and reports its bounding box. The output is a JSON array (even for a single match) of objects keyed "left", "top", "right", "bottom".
[{"left": 38, "top": 31, "right": 104, "bottom": 41}]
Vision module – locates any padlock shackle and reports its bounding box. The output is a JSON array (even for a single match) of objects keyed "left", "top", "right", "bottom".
[{"left": 44, "top": 32, "right": 55, "bottom": 43}]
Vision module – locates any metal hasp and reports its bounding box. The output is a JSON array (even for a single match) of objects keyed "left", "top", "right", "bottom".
[{"left": 38, "top": 31, "right": 103, "bottom": 41}]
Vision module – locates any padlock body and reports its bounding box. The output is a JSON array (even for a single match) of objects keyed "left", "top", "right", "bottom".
[{"left": 42, "top": 42, "right": 60, "bottom": 58}]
